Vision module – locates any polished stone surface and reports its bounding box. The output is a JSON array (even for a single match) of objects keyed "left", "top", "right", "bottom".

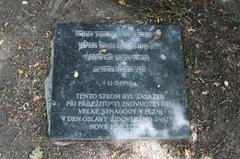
[{"left": 47, "top": 23, "right": 190, "bottom": 140}]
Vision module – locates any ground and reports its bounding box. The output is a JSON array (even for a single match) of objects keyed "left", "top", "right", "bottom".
[{"left": 0, "top": 0, "right": 240, "bottom": 159}]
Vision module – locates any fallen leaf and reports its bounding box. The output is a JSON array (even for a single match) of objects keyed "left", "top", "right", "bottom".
[
  {"left": 4, "top": 22, "right": 9, "bottom": 27},
  {"left": 29, "top": 146, "right": 43, "bottom": 159},
  {"left": 33, "top": 62, "right": 40, "bottom": 68},
  {"left": 201, "top": 90, "right": 209, "bottom": 95},
  {"left": 0, "top": 39, "right": 4, "bottom": 46},
  {"left": 155, "top": 29, "right": 162, "bottom": 38},
  {"left": 73, "top": 71, "right": 79, "bottom": 78},
  {"left": 33, "top": 95, "right": 42, "bottom": 102},
  {"left": 150, "top": 143, "right": 161, "bottom": 151},
  {"left": 118, "top": 0, "right": 126, "bottom": 6},
  {"left": 156, "top": 17, "right": 162, "bottom": 23},
  {"left": 193, "top": 70, "right": 201, "bottom": 74},
  {"left": 119, "top": 20, "right": 125, "bottom": 23},
  {"left": 22, "top": 102, "right": 29, "bottom": 110},
  {"left": 224, "top": 81, "right": 229, "bottom": 87},
  {"left": 191, "top": 131, "right": 197, "bottom": 142},
  {"left": 17, "top": 44, "right": 23, "bottom": 50},
  {"left": 135, "top": 20, "right": 145, "bottom": 24},
  {"left": 185, "top": 149, "right": 192, "bottom": 159},
  {"left": 187, "top": 27, "right": 197, "bottom": 33},
  {"left": 213, "top": 82, "right": 220, "bottom": 87},
  {"left": 202, "top": 156, "right": 212, "bottom": 159},
  {"left": 111, "top": 151, "right": 117, "bottom": 158},
  {"left": 100, "top": 48, "right": 108, "bottom": 53},
  {"left": 22, "top": 1, "right": 28, "bottom": 5},
  {"left": 17, "top": 69, "right": 24, "bottom": 74}
]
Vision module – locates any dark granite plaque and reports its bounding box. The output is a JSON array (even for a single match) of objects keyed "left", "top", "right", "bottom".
[{"left": 46, "top": 23, "right": 190, "bottom": 140}]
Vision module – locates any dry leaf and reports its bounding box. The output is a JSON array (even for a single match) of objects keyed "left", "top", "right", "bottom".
[
  {"left": 191, "top": 131, "right": 197, "bottom": 142},
  {"left": 155, "top": 29, "right": 162, "bottom": 37},
  {"left": 22, "top": 1, "right": 28, "bottom": 5},
  {"left": 17, "top": 44, "right": 22, "bottom": 50},
  {"left": 0, "top": 40, "right": 4, "bottom": 46},
  {"left": 4, "top": 22, "right": 9, "bottom": 27},
  {"left": 73, "top": 71, "right": 79, "bottom": 78},
  {"left": 17, "top": 69, "right": 24, "bottom": 74},
  {"left": 119, "top": 20, "right": 125, "bottom": 23},
  {"left": 201, "top": 90, "right": 209, "bottom": 95},
  {"left": 33, "top": 95, "right": 41, "bottom": 102},
  {"left": 202, "top": 156, "right": 212, "bottom": 159},
  {"left": 150, "top": 143, "right": 161, "bottom": 151},
  {"left": 213, "top": 82, "right": 220, "bottom": 87},
  {"left": 185, "top": 149, "right": 192, "bottom": 159},
  {"left": 118, "top": 0, "right": 126, "bottom": 6},
  {"left": 29, "top": 147, "right": 43, "bottom": 159},
  {"left": 111, "top": 151, "right": 117, "bottom": 158},
  {"left": 193, "top": 70, "right": 201, "bottom": 74},
  {"left": 33, "top": 62, "right": 40, "bottom": 68},
  {"left": 100, "top": 48, "right": 108, "bottom": 53},
  {"left": 187, "top": 27, "right": 197, "bottom": 33}
]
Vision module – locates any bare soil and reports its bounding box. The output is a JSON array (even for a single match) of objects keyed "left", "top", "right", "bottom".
[{"left": 0, "top": 0, "right": 239, "bottom": 159}]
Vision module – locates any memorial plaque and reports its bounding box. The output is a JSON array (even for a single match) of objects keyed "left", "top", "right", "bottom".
[{"left": 46, "top": 23, "right": 190, "bottom": 140}]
